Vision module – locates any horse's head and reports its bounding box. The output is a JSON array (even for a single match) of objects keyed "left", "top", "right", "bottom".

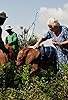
[
  {"left": 16, "top": 48, "right": 31, "bottom": 66},
  {"left": 16, "top": 47, "right": 41, "bottom": 73},
  {"left": 16, "top": 48, "right": 40, "bottom": 66}
]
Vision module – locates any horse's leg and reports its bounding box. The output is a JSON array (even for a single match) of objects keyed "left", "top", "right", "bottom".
[{"left": 30, "top": 63, "right": 39, "bottom": 74}]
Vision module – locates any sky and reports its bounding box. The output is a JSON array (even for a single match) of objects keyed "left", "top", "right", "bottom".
[{"left": 0, "top": 0, "right": 68, "bottom": 43}]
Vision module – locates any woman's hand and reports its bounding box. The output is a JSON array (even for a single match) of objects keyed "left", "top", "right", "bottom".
[
  {"left": 52, "top": 39, "right": 62, "bottom": 46},
  {"left": 33, "top": 43, "right": 40, "bottom": 49},
  {"left": 52, "top": 41, "right": 62, "bottom": 46}
]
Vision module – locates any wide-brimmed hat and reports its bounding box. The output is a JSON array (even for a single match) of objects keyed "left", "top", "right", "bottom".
[
  {"left": 0, "top": 11, "right": 8, "bottom": 18},
  {"left": 5, "top": 25, "right": 13, "bottom": 31},
  {"left": 47, "top": 17, "right": 60, "bottom": 27}
]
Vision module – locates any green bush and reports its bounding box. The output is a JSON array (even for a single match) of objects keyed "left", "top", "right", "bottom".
[{"left": 0, "top": 62, "right": 68, "bottom": 100}]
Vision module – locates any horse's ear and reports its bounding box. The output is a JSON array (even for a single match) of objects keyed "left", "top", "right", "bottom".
[
  {"left": 25, "top": 49, "right": 34, "bottom": 64},
  {"left": 25, "top": 48, "right": 40, "bottom": 64}
]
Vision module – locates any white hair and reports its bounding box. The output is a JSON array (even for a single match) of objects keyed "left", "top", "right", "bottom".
[{"left": 47, "top": 17, "right": 60, "bottom": 27}]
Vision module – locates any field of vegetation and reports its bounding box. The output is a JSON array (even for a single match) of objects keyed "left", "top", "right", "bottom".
[{"left": 0, "top": 61, "right": 68, "bottom": 100}]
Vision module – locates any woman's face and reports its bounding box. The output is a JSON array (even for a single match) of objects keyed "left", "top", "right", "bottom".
[{"left": 48, "top": 25, "right": 59, "bottom": 33}]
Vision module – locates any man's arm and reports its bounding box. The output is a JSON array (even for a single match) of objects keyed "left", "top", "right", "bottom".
[{"left": 5, "top": 37, "right": 8, "bottom": 44}]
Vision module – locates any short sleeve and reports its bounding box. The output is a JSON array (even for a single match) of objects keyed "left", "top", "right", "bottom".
[{"left": 43, "top": 31, "right": 54, "bottom": 39}]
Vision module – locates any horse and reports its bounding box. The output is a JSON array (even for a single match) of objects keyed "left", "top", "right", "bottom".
[
  {"left": 16, "top": 45, "right": 58, "bottom": 73},
  {"left": 16, "top": 47, "right": 40, "bottom": 73},
  {"left": 0, "top": 44, "right": 16, "bottom": 65}
]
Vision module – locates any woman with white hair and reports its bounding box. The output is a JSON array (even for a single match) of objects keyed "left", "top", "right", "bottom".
[{"left": 33, "top": 17, "right": 68, "bottom": 65}]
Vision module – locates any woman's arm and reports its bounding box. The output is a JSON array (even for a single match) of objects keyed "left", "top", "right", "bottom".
[
  {"left": 33, "top": 36, "right": 46, "bottom": 49},
  {"left": 52, "top": 40, "right": 68, "bottom": 46}
]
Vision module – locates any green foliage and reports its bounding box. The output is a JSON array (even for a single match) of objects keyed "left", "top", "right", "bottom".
[
  {"left": 28, "top": 36, "right": 38, "bottom": 46},
  {"left": 18, "top": 34, "right": 38, "bottom": 48},
  {"left": 0, "top": 63, "right": 68, "bottom": 100},
  {"left": 0, "top": 61, "right": 16, "bottom": 88}
]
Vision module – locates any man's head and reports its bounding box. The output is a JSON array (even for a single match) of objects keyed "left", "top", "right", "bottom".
[
  {"left": 47, "top": 18, "right": 60, "bottom": 33},
  {"left": 0, "top": 11, "right": 8, "bottom": 25}
]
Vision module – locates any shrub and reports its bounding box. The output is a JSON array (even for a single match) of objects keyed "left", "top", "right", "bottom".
[{"left": 0, "top": 63, "right": 68, "bottom": 100}]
